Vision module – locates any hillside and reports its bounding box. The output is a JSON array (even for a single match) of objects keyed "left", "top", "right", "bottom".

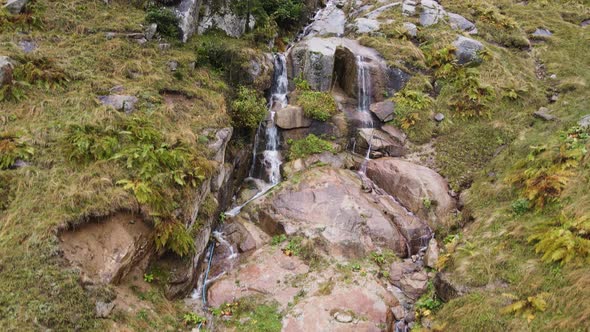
[{"left": 0, "top": 0, "right": 589, "bottom": 331}]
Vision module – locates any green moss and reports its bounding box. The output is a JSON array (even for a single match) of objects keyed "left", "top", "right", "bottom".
[
  {"left": 297, "top": 90, "right": 337, "bottom": 121},
  {"left": 287, "top": 134, "right": 335, "bottom": 160}
]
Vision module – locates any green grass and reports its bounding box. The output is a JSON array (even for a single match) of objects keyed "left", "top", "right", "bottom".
[
  {"left": 287, "top": 134, "right": 335, "bottom": 160},
  {"left": 214, "top": 296, "right": 282, "bottom": 332}
]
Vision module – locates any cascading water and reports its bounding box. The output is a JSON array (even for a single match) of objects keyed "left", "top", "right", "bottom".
[{"left": 356, "top": 55, "right": 375, "bottom": 174}]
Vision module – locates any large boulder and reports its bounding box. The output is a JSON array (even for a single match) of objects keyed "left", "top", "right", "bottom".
[
  {"left": 276, "top": 105, "right": 312, "bottom": 129},
  {"left": 245, "top": 167, "right": 428, "bottom": 258},
  {"left": 355, "top": 128, "right": 406, "bottom": 158},
  {"left": 370, "top": 100, "right": 395, "bottom": 122},
  {"left": 174, "top": 0, "right": 203, "bottom": 42},
  {"left": 453, "top": 36, "right": 484, "bottom": 65},
  {"left": 419, "top": 0, "right": 447, "bottom": 26},
  {"left": 4, "top": 0, "right": 28, "bottom": 14},
  {"left": 365, "top": 158, "right": 456, "bottom": 228},
  {"left": 448, "top": 12, "right": 477, "bottom": 34},
  {"left": 0, "top": 56, "right": 14, "bottom": 87},
  {"left": 59, "top": 213, "right": 155, "bottom": 285}
]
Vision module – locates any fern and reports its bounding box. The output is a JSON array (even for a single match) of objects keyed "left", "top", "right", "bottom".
[
  {"left": 501, "top": 293, "right": 548, "bottom": 323},
  {"left": 0, "top": 134, "right": 34, "bottom": 169},
  {"left": 528, "top": 217, "right": 590, "bottom": 265}
]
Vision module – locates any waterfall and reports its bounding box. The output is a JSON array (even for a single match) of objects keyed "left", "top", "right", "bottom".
[{"left": 356, "top": 55, "right": 374, "bottom": 174}]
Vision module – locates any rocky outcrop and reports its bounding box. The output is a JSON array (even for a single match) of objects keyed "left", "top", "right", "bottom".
[
  {"left": 4, "top": 0, "right": 28, "bottom": 14},
  {"left": 276, "top": 105, "right": 312, "bottom": 129},
  {"left": 453, "top": 36, "right": 484, "bottom": 65},
  {"left": 174, "top": 0, "right": 203, "bottom": 42},
  {"left": 355, "top": 128, "right": 406, "bottom": 158},
  {"left": 59, "top": 213, "right": 155, "bottom": 285},
  {"left": 0, "top": 56, "right": 14, "bottom": 87},
  {"left": 98, "top": 95, "right": 138, "bottom": 114},
  {"left": 302, "top": 0, "right": 346, "bottom": 38},
  {"left": 198, "top": 0, "right": 254, "bottom": 37},
  {"left": 365, "top": 158, "right": 456, "bottom": 228},
  {"left": 370, "top": 100, "right": 395, "bottom": 122}
]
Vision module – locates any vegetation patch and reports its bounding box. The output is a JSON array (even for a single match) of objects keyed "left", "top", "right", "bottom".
[
  {"left": 230, "top": 86, "right": 268, "bottom": 129},
  {"left": 296, "top": 90, "right": 337, "bottom": 121},
  {"left": 287, "top": 134, "right": 335, "bottom": 160}
]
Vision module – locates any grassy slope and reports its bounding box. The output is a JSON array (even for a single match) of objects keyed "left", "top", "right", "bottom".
[
  {"left": 0, "top": 1, "right": 231, "bottom": 330},
  {"left": 415, "top": 0, "right": 589, "bottom": 330},
  {"left": 361, "top": 0, "right": 589, "bottom": 330}
]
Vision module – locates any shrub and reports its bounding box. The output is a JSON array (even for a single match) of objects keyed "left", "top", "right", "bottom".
[
  {"left": 511, "top": 198, "right": 530, "bottom": 215},
  {"left": 146, "top": 7, "right": 180, "bottom": 38},
  {"left": 287, "top": 134, "right": 334, "bottom": 160},
  {"left": 297, "top": 90, "right": 336, "bottom": 121},
  {"left": 0, "top": 133, "right": 34, "bottom": 169},
  {"left": 231, "top": 86, "right": 267, "bottom": 129},
  {"left": 392, "top": 89, "right": 433, "bottom": 130}
]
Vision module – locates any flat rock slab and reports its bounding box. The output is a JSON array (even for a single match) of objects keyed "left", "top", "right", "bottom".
[{"left": 98, "top": 95, "right": 138, "bottom": 114}]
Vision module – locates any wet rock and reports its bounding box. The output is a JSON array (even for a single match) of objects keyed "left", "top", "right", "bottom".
[
  {"left": 424, "top": 238, "right": 439, "bottom": 269},
  {"left": 400, "top": 271, "right": 429, "bottom": 300},
  {"left": 248, "top": 167, "right": 411, "bottom": 258},
  {"left": 434, "top": 272, "right": 465, "bottom": 302},
  {"left": 98, "top": 95, "right": 138, "bottom": 114},
  {"left": 356, "top": 128, "right": 406, "bottom": 158},
  {"left": 370, "top": 100, "right": 395, "bottom": 122},
  {"left": 276, "top": 105, "right": 312, "bottom": 129},
  {"left": 386, "top": 67, "right": 411, "bottom": 95},
  {"left": 95, "top": 301, "right": 115, "bottom": 318},
  {"left": 4, "top": 0, "right": 28, "bottom": 14},
  {"left": 0, "top": 56, "right": 14, "bottom": 87},
  {"left": 381, "top": 125, "right": 407, "bottom": 145},
  {"left": 205, "top": 127, "right": 233, "bottom": 163},
  {"left": 434, "top": 112, "right": 445, "bottom": 122},
  {"left": 403, "top": 22, "right": 418, "bottom": 37},
  {"left": 532, "top": 28, "right": 552, "bottom": 38},
  {"left": 453, "top": 36, "right": 484, "bottom": 65},
  {"left": 419, "top": 0, "right": 447, "bottom": 27},
  {"left": 391, "top": 305, "right": 406, "bottom": 321},
  {"left": 282, "top": 151, "right": 345, "bottom": 177},
  {"left": 578, "top": 114, "right": 590, "bottom": 128},
  {"left": 448, "top": 12, "right": 477, "bottom": 34},
  {"left": 365, "top": 158, "right": 456, "bottom": 228},
  {"left": 243, "top": 52, "right": 274, "bottom": 91},
  {"left": 533, "top": 107, "right": 557, "bottom": 121}
]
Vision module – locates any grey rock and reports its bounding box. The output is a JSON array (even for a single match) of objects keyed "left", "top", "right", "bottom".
[
  {"left": 303, "top": 1, "right": 346, "bottom": 38},
  {"left": 98, "top": 95, "right": 138, "bottom": 114},
  {"left": 334, "top": 312, "right": 354, "bottom": 323},
  {"left": 532, "top": 28, "right": 552, "bottom": 38},
  {"left": 95, "top": 301, "right": 115, "bottom": 318},
  {"left": 4, "top": 0, "right": 28, "bottom": 14},
  {"left": 403, "top": 22, "right": 418, "bottom": 37},
  {"left": 419, "top": 0, "right": 447, "bottom": 27},
  {"left": 387, "top": 67, "right": 411, "bottom": 94},
  {"left": 145, "top": 23, "right": 157, "bottom": 40},
  {"left": 391, "top": 305, "right": 405, "bottom": 320},
  {"left": 549, "top": 94, "right": 559, "bottom": 103},
  {"left": 0, "top": 56, "right": 14, "bottom": 87},
  {"left": 355, "top": 18, "right": 380, "bottom": 34},
  {"left": 276, "top": 105, "right": 312, "bottom": 129},
  {"left": 175, "top": 0, "right": 203, "bottom": 42},
  {"left": 434, "top": 112, "right": 445, "bottom": 122},
  {"left": 453, "top": 36, "right": 484, "bottom": 65},
  {"left": 18, "top": 40, "right": 36, "bottom": 53},
  {"left": 105, "top": 32, "right": 117, "bottom": 40},
  {"left": 167, "top": 61, "right": 179, "bottom": 71},
  {"left": 370, "top": 100, "right": 395, "bottom": 122},
  {"left": 381, "top": 125, "right": 407, "bottom": 144},
  {"left": 158, "top": 43, "right": 171, "bottom": 51},
  {"left": 365, "top": 2, "right": 402, "bottom": 20},
  {"left": 434, "top": 272, "right": 465, "bottom": 302},
  {"left": 582, "top": 19, "right": 590, "bottom": 27},
  {"left": 356, "top": 128, "right": 406, "bottom": 158},
  {"left": 448, "top": 12, "right": 477, "bottom": 34},
  {"left": 136, "top": 38, "right": 148, "bottom": 45},
  {"left": 578, "top": 115, "right": 590, "bottom": 128},
  {"left": 533, "top": 107, "right": 557, "bottom": 121},
  {"left": 9, "top": 159, "right": 30, "bottom": 169},
  {"left": 423, "top": 238, "right": 439, "bottom": 269},
  {"left": 402, "top": 0, "right": 417, "bottom": 16}
]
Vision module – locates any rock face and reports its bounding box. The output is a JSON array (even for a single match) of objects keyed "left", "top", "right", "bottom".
[
  {"left": 98, "top": 95, "right": 138, "bottom": 114},
  {"left": 198, "top": 0, "right": 254, "bottom": 37},
  {"left": 434, "top": 272, "right": 466, "bottom": 302},
  {"left": 453, "top": 36, "right": 484, "bottom": 65},
  {"left": 365, "top": 158, "right": 456, "bottom": 228},
  {"left": 174, "top": 0, "right": 203, "bottom": 42},
  {"left": 4, "top": 0, "right": 28, "bottom": 14},
  {"left": 245, "top": 167, "right": 433, "bottom": 258},
  {"left": 59, "top": 213, "right": 154, "bottom": 285},
  {"left": 0, "top": 56, "right": 14, "bottom": 87},
  {"left": 276, "top": 105, "right": 312, "bottom": 129},
  {"left": 370, "top": 100, "right": 395, "bottom": 122},
  {"left": 356, "top": 128, "right": 406, "bottom": 158},
  {"left": 302, "top": 0, "right": 346, "bottom": 38}
]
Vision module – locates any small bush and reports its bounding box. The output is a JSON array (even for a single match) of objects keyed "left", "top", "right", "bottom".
[
  {"left": 146, "top": 7, "right": 180, "bottom": 38},
  {"left": 297, "top": 90, "right": 336, "bottom": 121},
  {"left": 231, "top": 86, "right": 267, "bottom": 129},
  {"left": 511, "top": 198, "right": 530, "bottom": 215},
  {"left": 287, "top": 134, "right": 334, "bottom": 160},
  {"left": 0, "top": 133, "right": 34, "bottom": 169}
]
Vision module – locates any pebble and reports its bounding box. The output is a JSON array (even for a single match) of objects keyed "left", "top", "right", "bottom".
[{"left": 334, "top": 312, "right": 353, "bottom": 323}]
